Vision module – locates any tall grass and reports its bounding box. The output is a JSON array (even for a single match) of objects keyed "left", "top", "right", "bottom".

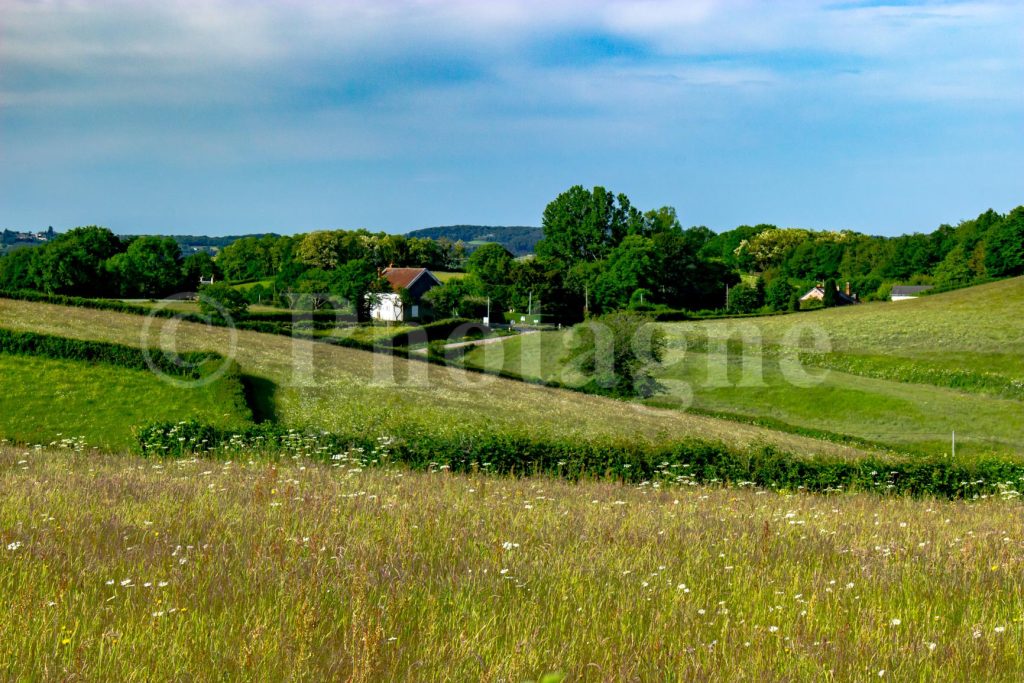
[{"left": 2, "top": 445, "right": 1023, "bottom": 680}]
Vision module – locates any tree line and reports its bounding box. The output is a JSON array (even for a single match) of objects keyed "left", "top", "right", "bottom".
[{"left": 1, "top": 189, "right": 1020, "bottom": 320}]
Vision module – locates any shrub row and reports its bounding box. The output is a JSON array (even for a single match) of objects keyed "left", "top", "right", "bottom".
[
  {"left": 134, "top": 419, "right": 1024, "bottom": 499},
  {"left": 0, "top": 328, "right": 223, "bottom": 379},
  {"left": 0, "top": 289, "right": 354, "bottom": 326}
]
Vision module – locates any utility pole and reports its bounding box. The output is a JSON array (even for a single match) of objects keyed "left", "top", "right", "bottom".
[
  {"left": 584, "top": 285, "right": 589, "bottom": 317},
  {"left": 486, "top": 296, "right": 490, "bottom": 325}
]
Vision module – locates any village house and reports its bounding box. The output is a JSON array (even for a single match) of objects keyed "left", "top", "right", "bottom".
[
  {"left": 799, "top": 281, "right": 860, "bottom": 305},
  {"left": 370, "top": 267, "right": 441, "bottom": 322}
]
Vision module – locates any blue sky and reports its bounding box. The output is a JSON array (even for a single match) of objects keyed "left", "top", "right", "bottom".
[{"left": 1, "top": 0, "right": 1022, "bottom": 236}]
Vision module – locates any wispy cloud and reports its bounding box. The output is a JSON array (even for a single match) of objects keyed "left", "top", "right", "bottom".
[{"left": 0, "top": 0, "right": 1021, "bottom": 233}]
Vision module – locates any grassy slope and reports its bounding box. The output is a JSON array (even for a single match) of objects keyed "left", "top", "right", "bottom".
[
  {"left": 462, "top": 277, "right": 1024, "bottom": 459},
  {"left": 0, "top": 355, "right": 251, "bottom": 449},
  {"left": 3, "top": 446, "right": 1023, "bottom": 680},
  {"left": 0, "top": 297, "right": 881, "bottom": 461}
]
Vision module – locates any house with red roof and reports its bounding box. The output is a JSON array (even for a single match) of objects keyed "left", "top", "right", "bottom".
[{"left": 370, "top": 267, "right": 442, "bottom": 322}]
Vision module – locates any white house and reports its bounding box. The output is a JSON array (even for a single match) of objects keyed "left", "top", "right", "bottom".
[{"left": 369, "top": 267, "right": 442, "bottom": 322}]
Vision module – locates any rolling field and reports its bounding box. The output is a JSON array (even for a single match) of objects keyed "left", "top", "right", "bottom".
[
  {"left": 0, "top": 297, "right": 884, "bottom": 462},
  {"left": 462, "top": 278, "right": 1024, "bottom": 459},
  {"left": 2, "top": 445, "right": 1023, "bottom": 680},
  {"left": 0, "top": 354, "right": 251, "bottom": 449}
]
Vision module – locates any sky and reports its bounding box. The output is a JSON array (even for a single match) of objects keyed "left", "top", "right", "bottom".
[{"left": 1, "top": 0, "right": 1022, "bottom": 237}]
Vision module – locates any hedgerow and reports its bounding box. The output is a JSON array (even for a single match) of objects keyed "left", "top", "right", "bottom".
[
  {"left": 134, "top": 420, "right": 1024, "bottom": 499},
  {"left": 0, "top": 328, "right": 221, "bottom": 379}
]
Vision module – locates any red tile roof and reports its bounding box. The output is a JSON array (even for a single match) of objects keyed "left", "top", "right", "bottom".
[{"left": 382, "top": 267, "right": 430, "bottom": 291}]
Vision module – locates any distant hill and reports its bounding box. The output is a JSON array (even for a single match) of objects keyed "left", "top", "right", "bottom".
[{"left": 406, "top": 225, "right": 542, "bottom": 256}]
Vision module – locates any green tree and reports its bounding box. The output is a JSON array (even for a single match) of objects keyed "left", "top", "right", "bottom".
[
  {"left": 181, "top": 251, "right": 221, "bottom": 287},
  {"left": 536, "top": 185, "right": 642, "bottom": 271},
  {"left": 112, "top": 236, "right": 184, "bottom": 297},
  {"left": 35, "top": 226, "right": 123, "bottom": 296},
  {"left": 933, "top": 246, "right": 974, "bottom": 289},
  {"left": 726, "top": 282, "right": 763, "bottom": 314},
  {"left": 198, "top": 282, "right": 248, "bottom": 320},
  {"left": 764, "top": 277, "right": 794, "bottom": 311},
  {"left": 466, "top": 243, "right": 514, "bottom": 301},
  {"left": 985, "top": 207, "right": 1024, "bottom": 277},
  {"left": 593, "top": 235, "right": 658, "bottom": 311},
  {"left": 0, "top": 247, "right": 41, "bottom": 291},
  {"left": 821, "top": 278, "right": 839, "bottom": 308},
  {"left": 334, "top": 259, "right": 388, "bottom": 322},
  {"left": 564, "top": 311, "right": 666, "bottom": 397}
]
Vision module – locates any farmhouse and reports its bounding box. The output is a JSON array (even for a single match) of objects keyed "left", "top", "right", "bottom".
[
  {"left": 370, "top": 267, "right": 441, "bottom": 322},
  {"left": 799, "top": 281, "right": 859, "bottom": 305},
  {"left": 890, "top": 285, "right": 933, "bottom": 301}
]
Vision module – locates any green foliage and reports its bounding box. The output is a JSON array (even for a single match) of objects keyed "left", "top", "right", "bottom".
[
  {"left": 765, "top": 278, "right": 795, "bottom": 311},
  {"left": 333, "top": 259, "right": 388, "bottom": 322},
  {"left": 135, "top": 418, "right": 1024, "bottom": 500},
  {"left": 726, "top": 281, "right": 763, "bottom": 314},
  {"left": 0, "top": 327, "right": 224, "bottom": 379},
  {"left": 564, "top": 311, "right": 666, "bottom": 397},
  {"left": 181, "top": 251, "right": 220, "bottom": 286},
  {"left": 109, "top": 235, "right": 185, "bottom": 297},
  {"left": 537, "top": 185, "right": 644, "bottom": 269},
  {"left": 985, "top": 207, "right": 1024, "bottom": 277},
  {"left": 198, "top": 282, "right": 249, "bottom": 320},
  {"left": 821, "top": 278, "right": 839, "bottom": 308}
]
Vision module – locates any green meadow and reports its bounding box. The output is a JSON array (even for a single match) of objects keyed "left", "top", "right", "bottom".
[
  {"left": 3, "top": 446, "right": 1024, "bottom": 680},
  {"left": 461, "top": 277, "right": 1024, "bottom": 459},
  {"left": 0, "top": 354, "right": 251, "bottom": 449},
  {"left": 0, "top": 296, "right": 880, "bottom": 462}
]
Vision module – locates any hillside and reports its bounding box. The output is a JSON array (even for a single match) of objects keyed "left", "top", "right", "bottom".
[
  {"left": 462, "top": 277, "right": 1024, "bottom": 458},
  {"left": 0, "top": 296, "right": 885, "bottom": 462},
  {"left": 405, "top": 225, "right": 542, "bottom": 256}
]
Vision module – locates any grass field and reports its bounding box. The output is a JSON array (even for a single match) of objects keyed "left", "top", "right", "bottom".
[
  {"left": 462, "top": 278, "right": 1024, "bottom": 459},
  {"left": 2, "top": 445, "right": 1023, "bottom": 680},
  {"left": 0, "top": 297, "right": 881, "bottom": 462},
  {"left": 432, "top": 270, "right": 466, "bottom": 283},
  {"left": 0, "top": 354, "right": 251, "bottom": 449}
]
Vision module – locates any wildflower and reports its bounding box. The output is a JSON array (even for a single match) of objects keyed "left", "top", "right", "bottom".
[
  {"left": 995, "top": 626, "right": 1006, "bottom": 634},
  {"left": 768, "top": 626, "right": 779, "bottom": 633},
  {"left": 878, "top": 670, "right": 885, "bottom": 677},
  {"left": 501, "top": 541, "right": 520, "bottom": 550},
  {"left": 6, "top": 541, "right": 22, "bottom": 551},
  {"left": 105, "top": 580, "right": 115, "bottom": 586},
  {"left": 158, "top": 581, "right": 169, "bottom": 588},
  {"left": 890, "top": 618, "right": 902, "bottom": 627},
  {"left": 926, "top": 642, "right": 937, "bottom": 651},
  {"left": 119, "top": 579, "right": 132, "bottom": 587}
]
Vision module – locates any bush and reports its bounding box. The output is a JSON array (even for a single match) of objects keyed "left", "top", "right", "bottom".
[
  {"left": 0, "top": 328, "right": 223, "bottom": 379},
  {"left": 564, "top": 311, "right": 666, "bottom": 398},
  {"left": 133, "top": 419, "right": 1024, "bottom": 500},
  {"left": 198, "top": 282, "right": 248, "bottom": 320}
]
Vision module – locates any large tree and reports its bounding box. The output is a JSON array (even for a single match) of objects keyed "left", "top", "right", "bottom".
[
  {"left": 110, "top": 236, "right": 184, "bottom": 298},
  {"left": 35, "top": 226, "right": 123, "bottom": 296},
  {"left": 536, "top": 185, "right": 643, "bottom": 271}
]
